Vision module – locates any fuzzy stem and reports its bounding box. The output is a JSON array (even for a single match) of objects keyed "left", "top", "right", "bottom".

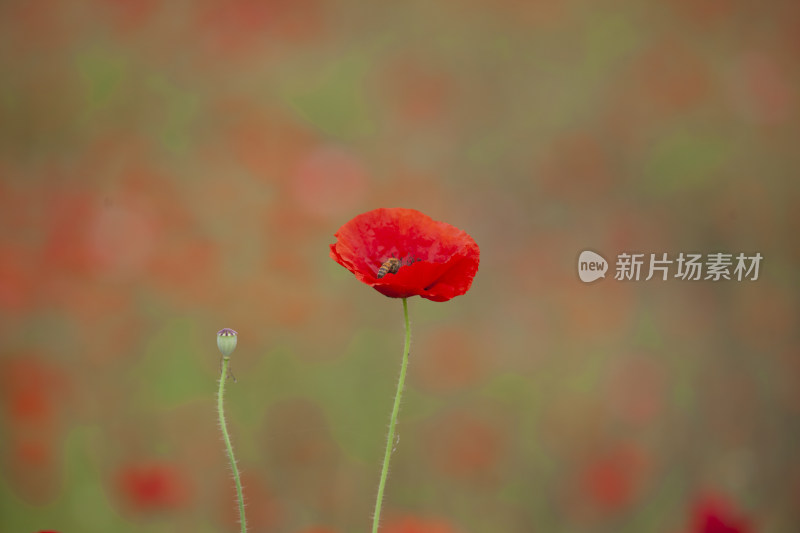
[
  {"left": 218, "top": 357, "right": 247, "bottom": 533},
  {"left": 371, "top": 297, "right": 411, "bottom": 533}
]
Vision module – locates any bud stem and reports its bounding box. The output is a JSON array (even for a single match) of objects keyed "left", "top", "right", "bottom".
[
  {"left": 218, "top": 356, "right": 247, "bottom": 533},
  {"left": 371, "top": 297, "right": 411, "bottom": 533}
]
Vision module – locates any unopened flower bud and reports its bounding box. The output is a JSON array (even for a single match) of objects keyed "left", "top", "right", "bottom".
[{"left": 217, "top": 328, "right": 238, "bottom": 358}]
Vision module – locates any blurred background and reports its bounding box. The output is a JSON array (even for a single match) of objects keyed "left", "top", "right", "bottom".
[{"left": 0, "top": 1, "right": 798, "bottom": 532}]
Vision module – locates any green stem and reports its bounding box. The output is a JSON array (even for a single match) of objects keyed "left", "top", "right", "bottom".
[
  {"left": 218, "top": 357, "right": 247, "bottom": 533},
  {"left": 372, "top": 297, "right": 411, "bottom": 533}
]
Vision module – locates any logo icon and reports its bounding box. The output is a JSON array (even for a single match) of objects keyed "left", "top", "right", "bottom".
[{"left": 578, "top": 250, "right": 608, "bottom": 283}]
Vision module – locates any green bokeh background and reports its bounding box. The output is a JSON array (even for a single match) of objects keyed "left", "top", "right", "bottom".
[{"left": 1, "top": 1, "right": 798, "bottom": 532}]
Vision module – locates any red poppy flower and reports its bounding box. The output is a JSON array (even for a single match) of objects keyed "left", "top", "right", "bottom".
[
  {"left": 330, "top": 208, "right": 479, "bottom": 302},
  {"left": 689, "top": 495, "right": 752, "bottom": 533},
  {"left": 116, "top": 462, "right": 191, "bottom": 512}
]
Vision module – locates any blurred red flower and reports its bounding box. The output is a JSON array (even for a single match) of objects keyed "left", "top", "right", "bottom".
[
  {"left": 116, "top": 462, "right": 191, "bottom": 512},
  {"left": 2, "top": 357, "right": 66, "bottom": 426},
  {"left": 690, "top": 495, "right": 752, "bottom": 533},
  {"left": 577, "top": 444, "right": 647, "bottom": 513},
  {"left": 330, "top": 208, "right": 479, "bottom": 302},
  {"left": 428, "top": 411, "right": 504, "bottom": 481}
]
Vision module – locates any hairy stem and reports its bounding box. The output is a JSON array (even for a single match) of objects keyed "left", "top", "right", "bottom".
[
  {"left": 218, "top": 357, "right": 247, "bottom": 533},
  {"left": 371, "top": 297, "right": 411, "bottom": 533}
]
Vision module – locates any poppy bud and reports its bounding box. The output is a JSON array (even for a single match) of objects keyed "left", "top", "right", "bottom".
[{"left": 216, "top": 328, "right": 238, "bottom": 358}]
